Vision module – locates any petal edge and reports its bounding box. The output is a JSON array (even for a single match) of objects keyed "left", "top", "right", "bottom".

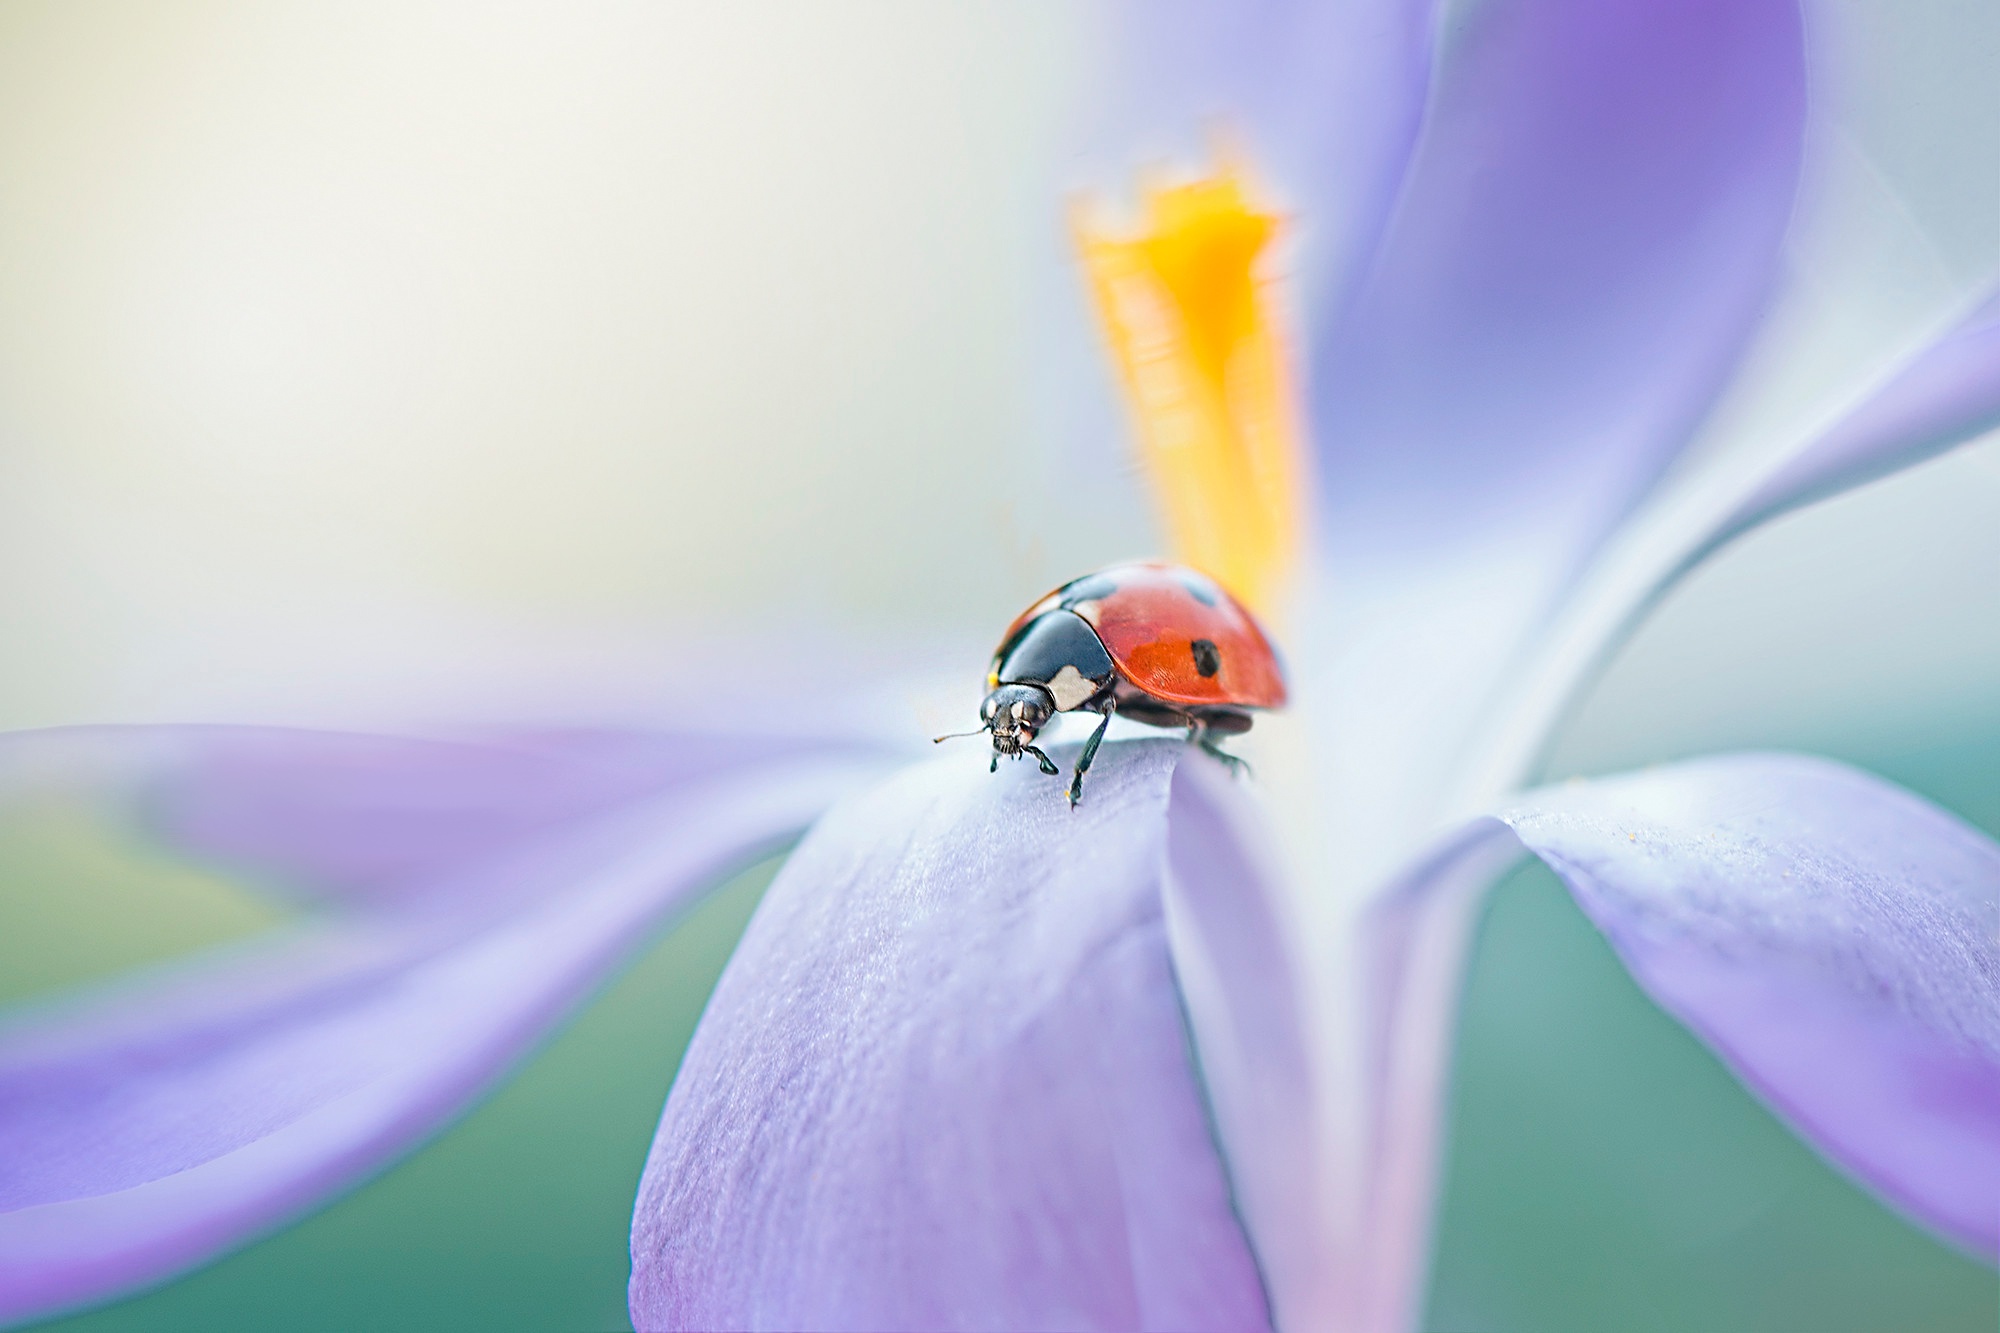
[
  {"left": 629, "top": 741, "right": 1271, "bottom": 1333},
  {"left": 1497, "top": 753, "right": 2000, "bottom": 1257}
]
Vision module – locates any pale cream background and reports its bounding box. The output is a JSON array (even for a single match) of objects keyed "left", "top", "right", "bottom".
[{"left": 0, "top": 0, "right": 1994, "bottom": 763}]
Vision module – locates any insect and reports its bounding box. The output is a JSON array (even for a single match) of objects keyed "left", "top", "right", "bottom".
[{"left": 937, "top": 561, "right": 1288, "bottom": 806}]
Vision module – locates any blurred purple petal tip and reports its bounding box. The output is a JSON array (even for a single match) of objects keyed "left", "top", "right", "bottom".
[
  {"left": 0, "top": 726, "right": 883, "bottom": 1326},
  {"left": 1498, "top": 754, "right": 2000, "bottom": 1258}
]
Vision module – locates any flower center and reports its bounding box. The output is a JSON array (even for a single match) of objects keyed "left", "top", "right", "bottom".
[{"left": 1074, "top": 161, "right": 1306, "bottom": 622}]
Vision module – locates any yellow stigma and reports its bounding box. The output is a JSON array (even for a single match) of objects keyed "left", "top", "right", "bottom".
[{"left": 1073, "top": 162, "right": 1305, "bottom": 621}]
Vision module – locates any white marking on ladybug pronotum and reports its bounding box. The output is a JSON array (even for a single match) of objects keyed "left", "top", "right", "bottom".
[{"left": 1045, "top": 664, "right": 1099, "bottom": 711}]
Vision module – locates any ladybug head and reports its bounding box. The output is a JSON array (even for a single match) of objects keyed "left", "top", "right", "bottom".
[{"left": 980, "top": 683, "right": 1054, "bottom": 756}]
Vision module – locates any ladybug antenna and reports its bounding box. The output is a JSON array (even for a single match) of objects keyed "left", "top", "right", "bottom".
[{"left": 933, "top": 722, "right": 992, "bottom": 744}]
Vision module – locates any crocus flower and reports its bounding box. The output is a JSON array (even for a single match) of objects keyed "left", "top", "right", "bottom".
[{"left": 4, "top": 3, "right": 1999, "bottom": 1332}]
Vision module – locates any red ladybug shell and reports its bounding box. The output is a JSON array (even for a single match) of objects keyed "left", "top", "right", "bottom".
[{"left": 992, "top": 562, "right": 1287, "bottom": 710}]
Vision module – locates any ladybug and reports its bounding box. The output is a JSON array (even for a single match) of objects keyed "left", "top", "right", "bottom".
[{"left": 938, "top": 561, "right": 1288, "bottom": 806}]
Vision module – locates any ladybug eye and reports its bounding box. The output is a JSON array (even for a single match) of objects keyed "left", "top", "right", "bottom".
[{"left": 1011, "top": 698, "right": 1049, "bottom": 725}]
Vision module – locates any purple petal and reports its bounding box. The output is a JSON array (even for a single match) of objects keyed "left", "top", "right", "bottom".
[
  {"left": 1447, "top": 284, "right": 2000, "bottom": 807},
  {"left": 630, "top": 741, "right": 1273, "bottom": 1333},
  {"left": 1289, "top": 0, "right": 1810, "bottom": 908},
  {"left": 1088, "top": 0, "right": 1439, "bottom": 316},
  {"left": 1353, "top": 753, "right": 1999, "bottom": 1326},
  {"left": 25, "top": 724, "right": 846, "bottom": 907},
  {"left": 1318, "top": 0, "right": 1805, "bottom": 579},
  {"left": 1353, "top": 825, "right": 1527, "bottom": 1333},
  {"left": 1159, "top": 763, "right": 1333, "bottom": 1331},
  {"left": 0, "top": 726, "right": 883, "bottom": 1326},
  {"left": 1720, "top": 284, "right": 2000, "bottom": 545},
  {"left": 1497, "top": 753, "right": 2000, "bottom": 1257}
]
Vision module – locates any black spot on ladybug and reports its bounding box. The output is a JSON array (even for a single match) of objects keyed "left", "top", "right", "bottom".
[
  {"left": 1174, "top": 571, "right": 1220, "bottom": 606},
  {"left": 1058, "top": 574, "right": 1120, "bottom": 609},
  {"left": 1191, "top": 639, "right": 1221, "bottom": 677}
]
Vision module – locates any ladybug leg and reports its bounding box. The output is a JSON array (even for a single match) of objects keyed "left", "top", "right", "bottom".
[
  {"left": 1200, "top": 736, "right": 1253, "bottom": 780},
  {"left": 1186, "top": 716, "right": 1253, "bottom": 780},
  {"left": 1022, "top": 744, "right": 1060, "bottom": 777},
  {"left": 990, "top": 752, "right": 999, "bottom": 774},
  {"left": 1066, "top": 698, "right": 1117, "bottom": 808}
]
